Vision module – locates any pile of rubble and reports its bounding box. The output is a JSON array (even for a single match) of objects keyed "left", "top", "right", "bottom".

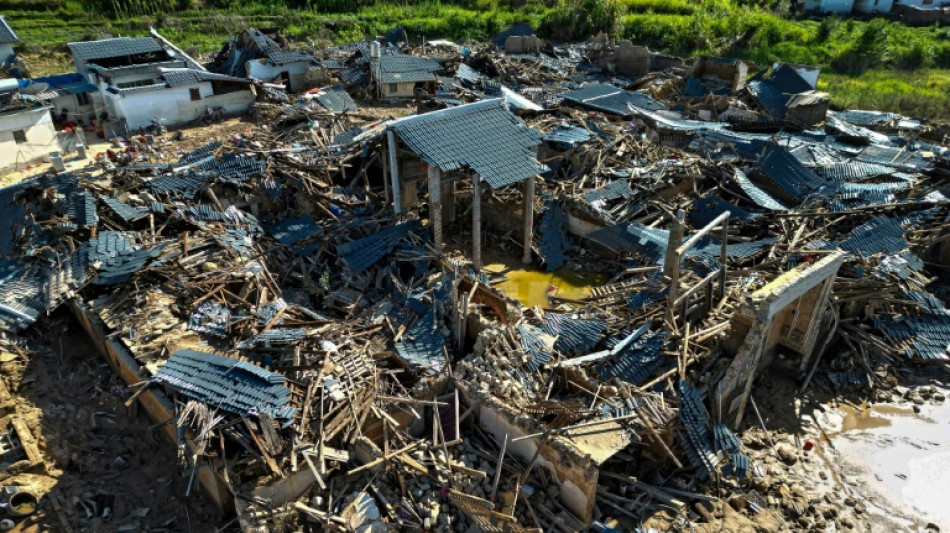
[{"left": 0, "top": 23, "right": 949, "bottom": 533}]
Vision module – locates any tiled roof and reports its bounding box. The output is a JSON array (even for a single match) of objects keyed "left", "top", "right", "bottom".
[
  {"left": 0, "top": 16, "right": 19, "bottom": 44},
  {"left": 542, "top": 313, "right": 607, "bottom": 354},
  {"left": 756, "top": 144, "right": 828, "bottom": 205},
  {"left": 838, "top": 215, "right": 907, "bottom": 255},
  {"left": 677, "top": 379, "right": 718, "bottom": 480},
  {"left": 543, "top": 124, "right": 592, "bottom": 147},
  {"left": 583, "top": 180, "right": 632, "bottom": 203},
  {"left": 377, "top": 54, "right": 441, "bottom": 83},
  {"left": 161, "top": 68, "right": 252, "bottom": 87},
  {"left": 388, "top": 99, "right": 545, "bottom": 189},
  {"left": 587, "top": 222, "right": 670, "bottom": 262},
  {"left": 153, "top": 349, "right": 295, "bottom": 419},
  {"left": 245, "top": 29, "right": 314, "bottom": 65},
  {"left": 146, "top": 172, "right": 210, "bottom": 199},
  {"left": 517, "top": 324, "right": 553, "bottom": 372},
  {"left": 337, "top": 219, "right": 422, "bottom": 273},
  {"left": 734, "top": 168, "right": 787, "bottom": 210},
  {"left": 599, "top": 329, "right": 669, "bottom": 386},
  {"left": 690, "top": 196, "right": 757, "bottom": 227},
  {"left": 310, "top": 86, "right": 358, "bottom": 113},
  {"left": 395, "top": 309, "right": 446, "bottom": 370},
  {"left": 560, "top": 83, "right": 665, "bottom": 116},
  {"left": 267, "top": 213, "right": 322, "bottom": 247},
  {"left": 68, "top": 37, "right": 164, "bottom": 61},
  {"left": 455, "top": 63, "right": 484, "bottom": 84}
]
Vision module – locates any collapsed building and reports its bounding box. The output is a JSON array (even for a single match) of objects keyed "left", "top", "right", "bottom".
[{"left": 0, "top": 26, "right": 949, "bottom": 533}]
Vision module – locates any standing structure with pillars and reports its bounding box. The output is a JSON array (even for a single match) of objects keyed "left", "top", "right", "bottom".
[{"left": 385, "top": 99, "right": 546, "bottom": 270}]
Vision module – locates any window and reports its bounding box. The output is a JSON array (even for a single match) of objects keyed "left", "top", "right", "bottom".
[
  {"left": 76, "top": 92, "right": 92, "bottom": 106},
  {"left": 389, "top": 83, "right": 398, "bottom": 93},
  {"left": 12, "top": 130, "right": 26, "bottom": 144},
  {"left": 117, "top": 79, "right": 158, "bottom": 89},
  {"left": 189, "top": 88, "right": 201, "bottom": 101}
]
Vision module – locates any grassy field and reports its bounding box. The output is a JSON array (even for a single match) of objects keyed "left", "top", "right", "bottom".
[{"left": 5, "top": 0, "right": 950, "bottom": 120}]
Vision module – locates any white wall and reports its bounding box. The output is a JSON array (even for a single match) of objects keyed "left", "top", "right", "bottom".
[
  {"left": 110, "top": 82, "right": 254, "bottom": 130},
  {"left": 895, "top": 0, "right": 945, "bottom": 7},
  {"left": 0, "top": 107, "right": 61, "bottom": 173},
  {"left": 50, "top": 93, "right": 98, "bottom": 125},
  {"left": 246, "top": 60, "right": 311, "bottom": 93},
  {"left": 0, "top": 43, "right": 14, "bottom": 63},
  {"left": 804, "top": 0, "right": 855, "bottom": 11}
]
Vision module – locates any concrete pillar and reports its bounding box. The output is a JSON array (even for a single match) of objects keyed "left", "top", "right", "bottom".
[
  {"left": 387, "top": 130, "right": 401, "bottom": 214},
  {"left": 381, "top": 150, "right": 391, "bottom": 204},
  {"left": 428, "top": 165, "right": 442, "bottom": 249},
  {"left": 472, "top": 172, "right": 482, "bottom": 271},
  {"left": 663, "top": 208, "right": 685, "bottom": 277},
  {"left": 442, "top": 179, "right": 456, "bottom": 224},
  {"left": 522, "top": 176, "right": 535, "bottom": 265}
]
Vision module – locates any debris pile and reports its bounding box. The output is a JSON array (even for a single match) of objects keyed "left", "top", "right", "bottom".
[{"left": 1, "top": 24, "right": 949, "bottom": 533}]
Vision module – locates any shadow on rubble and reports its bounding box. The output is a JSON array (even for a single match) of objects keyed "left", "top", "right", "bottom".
[{"left": 6, "top": 308, "right": 232, "bottom": 532}]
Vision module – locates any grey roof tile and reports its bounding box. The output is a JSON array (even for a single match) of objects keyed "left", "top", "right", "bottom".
[
  {"left": 389, "top": 99, "right": 545, "bottom": 189},
  {"left": 0, "top": 16, "right": 19, "bottom": 44},
  {"left": 68, "top": 37, "right": 164, "bottom": 61}
]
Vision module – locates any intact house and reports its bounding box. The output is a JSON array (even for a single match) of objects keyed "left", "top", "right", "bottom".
[
  {"left": 804, "top": 0, "right": 898, "bottom": 13},
  {"left": 368, "top": 44, "right": 442, "bottom": 100},
  {"left": 0, "top": 78, "right": 59, "bottom": 174},
  {"left": 208, "top": 28, "right": 317, "bottom": 93},
  {"left": 66, "top": 35, "right": 256, "bottom": 133}
]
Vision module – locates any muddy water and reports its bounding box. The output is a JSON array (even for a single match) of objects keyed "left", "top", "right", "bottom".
[
  {"left": 486, "top": 264, "right": 608, "bottom": 308},
  {"left": 830, "top": 401, "right": 950, "bottom": 529}
]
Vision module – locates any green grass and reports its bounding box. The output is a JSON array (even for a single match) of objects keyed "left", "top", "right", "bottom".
[{"left": 6, "top": 0, "right": 950, "bottom": 120}]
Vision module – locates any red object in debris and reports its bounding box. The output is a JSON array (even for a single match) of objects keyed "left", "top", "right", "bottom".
[
  {"left": 548, "top": 285, "right": 557, "bottom": 292},
  {"left": 803, "top": 440, "right": 814, "bottom": 451}
]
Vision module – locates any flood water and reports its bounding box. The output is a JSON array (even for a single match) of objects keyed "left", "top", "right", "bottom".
[
  {"left": 486, "top": 264, "right": 608, "bottom": 308},
  {"left": 830, "top": 400, "right": 950, "bottom": 529}
]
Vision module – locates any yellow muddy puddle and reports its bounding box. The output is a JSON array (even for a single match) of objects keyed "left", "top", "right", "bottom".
[
  {"left": 485, "top": 264, "right": 608, "bottom": 308},
  {"left": 838, "top": 404, "right": 923, "bottom": 433}
]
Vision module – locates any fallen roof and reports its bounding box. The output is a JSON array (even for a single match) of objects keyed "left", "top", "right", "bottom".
[
  {"left": 68, "top": 37, "right": 164, "bottom": 61},
  {"left": 388, "top": 98, "right": 545, "bottom": 189},
  {"left": 560, "top": 83, "right": 665, "bottom": 116},
  {"left": 153, "top": 349, "right": 296, "bottom": 420},
  {"left": 245, "top": 28, "right": 315, "bottom": 65}
]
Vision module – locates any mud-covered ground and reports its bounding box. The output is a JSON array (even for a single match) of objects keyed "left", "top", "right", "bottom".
[{"left": 0, "top": 310, "right": 228, "bottom": 533}]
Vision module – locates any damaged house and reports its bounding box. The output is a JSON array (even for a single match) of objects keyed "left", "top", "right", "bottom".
[
  {"left": 0, "top": 78, "right": 58, "bottom": 173},
  {"left": 368, "top": 42, "right": 442, "bottom": 99},
  {"left": 208, "top": 28, "right": 317, "bottom": 93},
  {"left": 0, "top": 15, "right": 18, "bottom": 69},
  {"left": 68, "top": 34, "right": 256, "bottom": 131}
]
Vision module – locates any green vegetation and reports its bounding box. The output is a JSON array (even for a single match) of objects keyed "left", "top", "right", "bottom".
[{"left": 5, "top": 0, "right": 950, "bottom": 120}]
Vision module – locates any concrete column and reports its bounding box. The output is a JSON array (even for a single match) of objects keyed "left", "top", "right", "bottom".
[
  {"left": 387, "top": 130, "right": 401, "bottom": 214},
  {"left": 522, "top": 176, "right": 535, "bottom": 265},
  {"left": 472, "top": 172, "right": 482, "bottom": 271},
  {"left": 428, "top": 165, "right": 442, "bottom": 249},
  {"left": 663, "top": 208, "right": 685, "bottom": 277},
  {"left": 442, "top": 179, "right": 456, "bottom": 224},
  {"left": 381, "top": 150, "right": 391, "bottom": 204}
]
